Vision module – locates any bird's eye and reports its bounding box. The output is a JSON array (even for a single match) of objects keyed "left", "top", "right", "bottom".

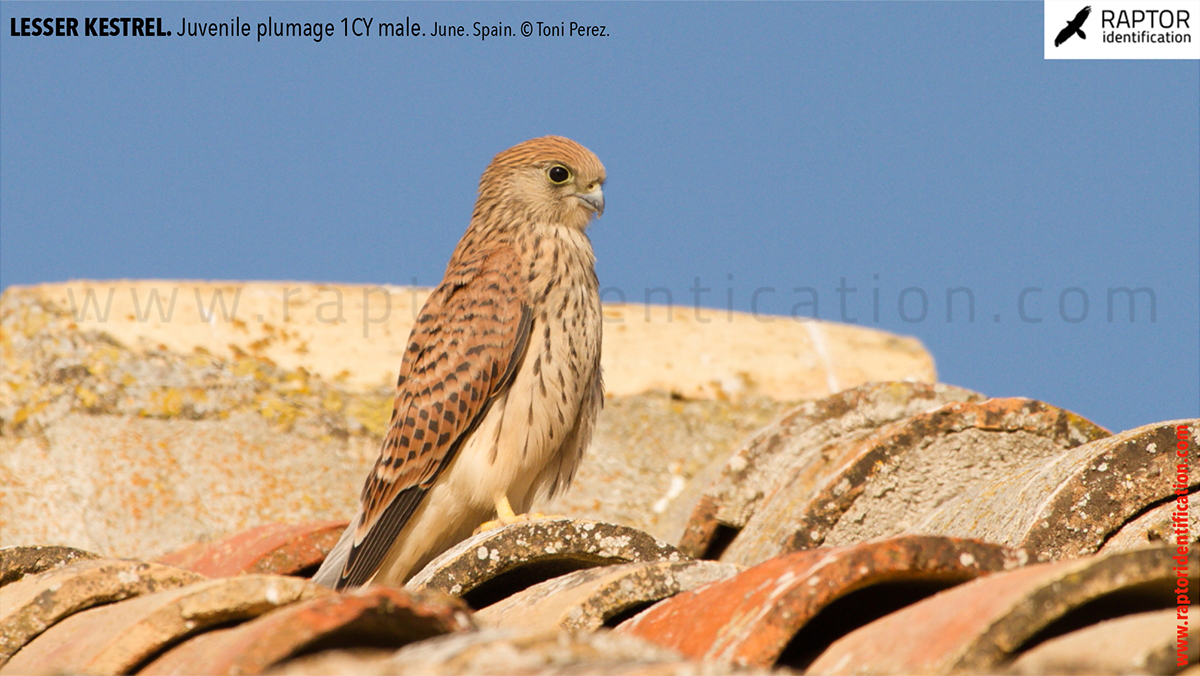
[{"left": 547, "top": 165, "right": 571, "bottom": 184}]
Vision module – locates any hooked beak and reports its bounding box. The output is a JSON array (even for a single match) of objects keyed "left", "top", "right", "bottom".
[{"left": 575, "top": 188, "right": 604, "bottom": 217}]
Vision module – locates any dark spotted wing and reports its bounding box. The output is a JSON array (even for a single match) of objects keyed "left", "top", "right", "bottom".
[{"left": 333, "top": 246, "right": 532, "bottom": 588}]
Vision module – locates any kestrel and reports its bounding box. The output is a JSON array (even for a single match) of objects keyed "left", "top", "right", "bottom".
[{"left": 313, "top": 136, "right": 606, "bottom": 590}]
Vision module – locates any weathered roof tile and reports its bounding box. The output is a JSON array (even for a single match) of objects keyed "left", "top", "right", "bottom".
[
  {"left": 157, "top": 520, "right": 350, "bottom": 577},
  {"left": 269, "top": 627, "right": 778, "bottom": 676},
  {"left": 675, "top": 381, "right": 983, "bottom": 557},
  {"left": 0, "top": 558, "right": 203, "bottom": 666},
  {"left": 1102, "top": 495, "right": 1199, "bottom": 554},
  {"left": 3, "top": 575, "right": 325, "bottom": 675},
  {"left": 912, "top": 418, "right": 1198, "bottom": 561},
  {"left": 139, "top": 585, "right": 474, "bottom": 676},
  {"left": 616, "top": 535, "right": 1023, "bottom": 669},
  {"left": 475, "top": 559, "right": 741, "bottom": 634},
  {"left": 0, "top": 545, "right": 99, "bottom": 587},
  {"left": 721, "top": 397, "right": 1109, "bottom": 565},
  {"left": 407, "top": 518, "right": 684, "bottom": 610},
  {"left": 1006, "top": 609, "right": 1197, "bottom": 675},
  {"left": 807, "top": 544, "right": 1193, "bottom": 675}
]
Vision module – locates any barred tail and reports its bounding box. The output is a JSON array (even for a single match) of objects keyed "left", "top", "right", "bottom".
[{"left": 311, "top": 514, "right": 359, "bottom": 589}]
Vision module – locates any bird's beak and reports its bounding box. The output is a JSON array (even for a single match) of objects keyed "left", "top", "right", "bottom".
[{"left": 576, "top": 188, "right": 604, "bottom": 217}]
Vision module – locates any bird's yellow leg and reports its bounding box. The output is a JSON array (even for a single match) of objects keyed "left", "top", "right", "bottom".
[
  {"left": 473, "top": 495, "right": 550, "bottom": 534},
  {"left": 496, "top": 494, "right": 519, "bottom": 521}
]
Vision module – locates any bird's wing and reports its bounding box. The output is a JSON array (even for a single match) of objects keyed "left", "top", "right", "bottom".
[
  {"left": 1055, "top": 6, "right": 1090, "bottom": 46},
  {"left": 1054, "top": 24, "right": 1075, "bottom": 47},
  {"left": 334, "top": 247, "right": 532, "bottom": 589}
]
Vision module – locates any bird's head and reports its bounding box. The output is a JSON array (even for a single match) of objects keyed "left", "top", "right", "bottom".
[{"left": 477, "top": 136, "right": 606, "bottom": 230}]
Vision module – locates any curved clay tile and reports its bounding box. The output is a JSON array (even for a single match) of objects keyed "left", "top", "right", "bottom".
[
  {"left": 3, "top": 575, "right": 325, "bottom": 675},
  {"left": 475, "top": 559, "right": 741, "bottom": 633},
  {"left": 139, "top": 586, "right": 474, "bottom": 676},
  {"left": 1007, "top": 609, "right": 1197, "bottom": 675},
  {"left": 912, "top": 419, "right": 1198, "bottom": 561},
  {"left": 157, "top": 520, "right": 350, "bottom": 577},
  {"left": 0, "top": 545, "right": 99, "bottom": 587},
  {"left": 1102, "top": 492, "right": 1199, "bottom": 555},
  {"left": 0, "top": 558, "right": 202, "bottom": 666},
  {"left": 675, "top": 381, "right": 984, "bottom": 558},
  {"left": 272, "top": 627, "right": 773, "bottom": 676},
  {"left": 807, "top": 544, "right": 1193, "bottom": 675},
  {"left": 406, "top": 518, "right": 684, "bottom": 610},
  {"left": 616, "top": 535, "right": 1023, "bottom": 668},
  {"left": 722, "top": 397, "right": 1109, "bottom": 566}
]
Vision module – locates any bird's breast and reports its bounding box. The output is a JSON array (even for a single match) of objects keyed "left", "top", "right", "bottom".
[{"left": 447, "top": 229, "right": 601, "bottom": 512}]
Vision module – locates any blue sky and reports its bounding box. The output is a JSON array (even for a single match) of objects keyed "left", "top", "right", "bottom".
[{"left": 2, "top": 2, "right": 1197, "bottom": 433}]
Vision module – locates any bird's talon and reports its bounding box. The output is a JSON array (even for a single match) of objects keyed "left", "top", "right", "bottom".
[
  {"left": 472, "top": 511, "right": 562, "bottom": 535},
  {"left": 473, "top": 519, "right": 503, "bottom": 535}
]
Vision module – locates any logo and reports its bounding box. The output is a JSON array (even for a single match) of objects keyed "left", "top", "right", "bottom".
[
  {"left": 1054, "top": 5, "right": 1092, "bottom": 46},
  {"left": 1045, "top": 1, "right": 1199, "bottom": 60}
]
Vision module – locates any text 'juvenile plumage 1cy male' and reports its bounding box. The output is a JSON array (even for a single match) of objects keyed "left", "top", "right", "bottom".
[{"left": 313, "top": 136, "right": 607, "bottom": 590}]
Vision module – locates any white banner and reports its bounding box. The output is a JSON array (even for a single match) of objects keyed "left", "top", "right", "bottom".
[{"left": 1045, "top": 1, "right": 1200, "bottom": 59}]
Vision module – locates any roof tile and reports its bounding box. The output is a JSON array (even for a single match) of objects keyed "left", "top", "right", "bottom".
[
  {"left": 912, "top": 418, "right": 1199, "bottom": 561},
  {"left": 157, "top": 520, "right": 350, "bottom": 577},
  {"left": 406, "top": 518, "right": 684, "bottom": 610},
  {"left": 1102, "top": 496, "right": 1199, "bottom": 554},
  {"left": 269, "top": 627, "right": 775, "bottom": 676},
  {"left": 676, "top": 382, "right": 983, "bottom": 557},
  {"left": 616, "top": 534, "right": 1022, "bottom": 668},
  {"left": 475, "top": 559, "right": 742, "bottom": 634},
  {"left": 1007, "top": 609, "right": 1197, "bottom": 675},
  {"left": 139, "top": 585, "right": 474, "bottom": 676},
  {"left": 0, "top": 558, "right": 203, "bottom": 666},
  {"left": 807, "top": 544, "right": 1193, "bottom": 675},
  {"left": 3, "top": 574, "right": 325, "bottom": 675},
  {"left": 0, "top": 545, "right": 99, "bottom": 587},
  {"left": 721, "top": 397, "right": 1109, "bottom": 565}
]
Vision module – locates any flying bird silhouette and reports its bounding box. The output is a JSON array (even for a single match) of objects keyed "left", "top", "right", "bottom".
[
  {"left": 1055, "top": 6, "right": 1091, "bottom": 47},
  {"left": 312, "top": 136, "right": 606, "bottom": 590}
]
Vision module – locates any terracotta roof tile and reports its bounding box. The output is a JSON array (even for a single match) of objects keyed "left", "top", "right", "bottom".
[
  {"left": 807, "top": 544, "right": 1193, "bottom": 675},
  {"left": 157, "top": 520, "right": 350, "bottom": 577},
  {"left": 910, "top": 418, "right": 1199, "bottom": 561},
  {"left": 714, "top": 397, "right": 1109, "bottom": 565},
  {"left": 3, "top": 575, "right": 324, "bottom": 675},
  {"left": 406, "top": 518, "right": 684, "bottom": 610},
  {"left": 1006, "top": 609, "right": 1197, "bottom": 675},
  {"left": 269, "top": 627, "right": 775, "bottom": 676},
  {"left": 140, "top": 585, "right": 474, "bottom": 676},
  {"left": 676, "top": 381, "right": 984, "bottom": 558},
  {"left": 3, "top": 301, "right": 1192, "bottom": 676},
  {"left": 615, "top": 534, "right": 1023, "bottom": 669},
  {"left": 1102, "top": 495, "right": 1199, "bottom": 554},
  {"left": 0, "top": 558, "right": 203, "bottom": 665},
  {"left": 475, "top": 559, "right": 742, "bottom": 634},
  {"left": 0, "top": 545, "right": 99, "bottom": 587}
]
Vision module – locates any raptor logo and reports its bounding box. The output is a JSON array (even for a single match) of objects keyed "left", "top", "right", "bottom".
[{"left": 1055, "top": 5, "right": 1093, "bottom": 46}]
